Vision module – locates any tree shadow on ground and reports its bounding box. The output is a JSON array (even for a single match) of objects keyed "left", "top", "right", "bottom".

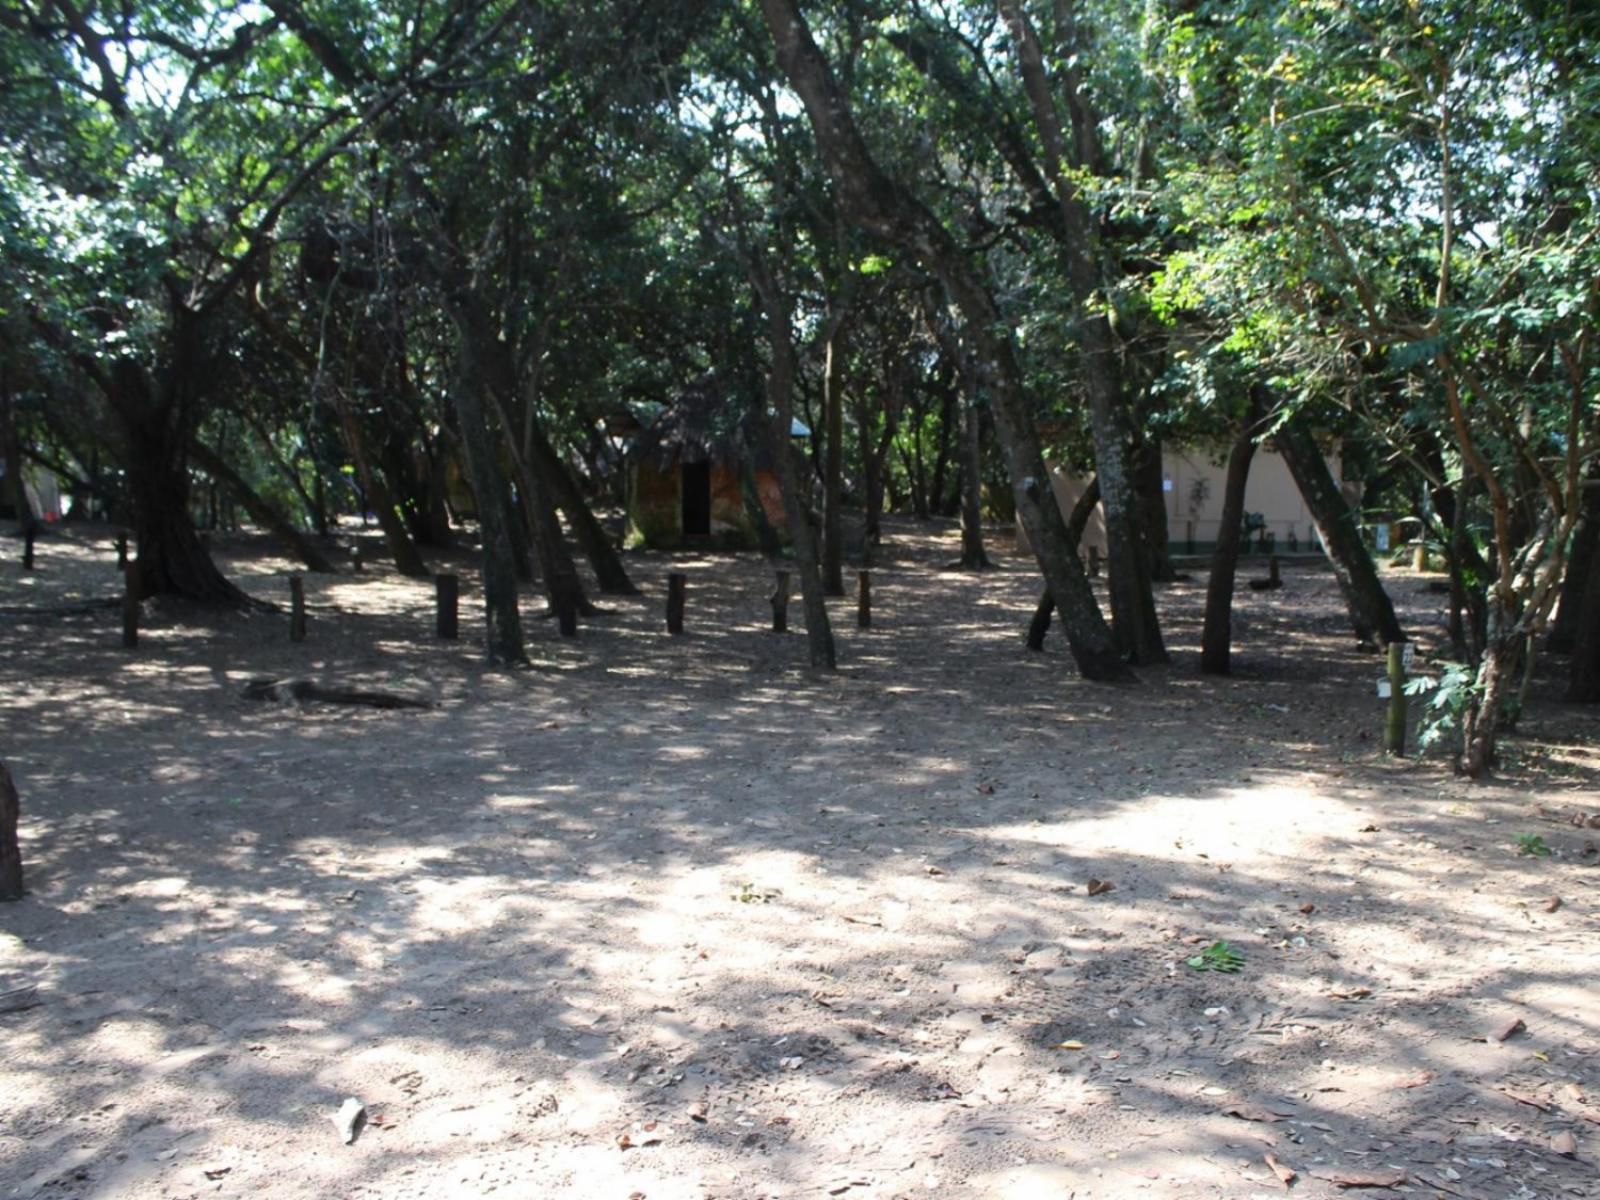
[{"left": 1, "top": 520, "right": 1595, "bottom": 1199}]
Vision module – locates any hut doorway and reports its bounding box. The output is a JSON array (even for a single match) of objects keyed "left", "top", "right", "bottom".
[{"left": 681, "top": 461, "right": 712, "bottom": 537}]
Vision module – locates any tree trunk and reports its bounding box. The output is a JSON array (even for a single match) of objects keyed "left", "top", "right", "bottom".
[
  {"left": 1200, "top": 407, "right": 1262, "bottom": 675},
  {"left": 758, "top": 0, "right": 1125, "bottom": 680},
  {"left": 448, "top": 354, "right": 528, "bottom": 666},
  {"left": 1, "top": 373, "right": 39, "bottom": 535},
  {"left": 1026, "top": 477, "right": 1100, "bottom": 650},
  {"left": 957, "top": 356, "right": 992, "bottom": 569},
  {"left": 526, "top": 421, "right": 637, "bottom": 595},
  {"left": 1567, "top": 518, "right": 1600, "bottom": 701},
  {"left": 1275, "top": 413, "right": 1403, "bottom": 646},
  {"left": 332, "top": 393, "right": 430, "bottom": 578},
  {"left": 1462, "top": 621, "right": 1521, "bottom": 776},
  {"left": 1549, "top": 476, "right": 1599, "bottom": 654},
  {"left": 744, "top": 252, "right": 836, "bottom": 670},
  {"left": 109, "top": 357, "right": 254, "bottom": 606},
  {"left": 0, "top": 760, "right": 22, "bottom": 901},
  {"left": 998, "top": 0, "right": 1165, "bottom": 667},
  {"left": 822, "top": 319, "right": 846, "bottom": 595},
  {"left": 189, "top": 441, "right": 337, "bottom": 573},
  {"left": 1133, "top": 436, "right": 1176, "bottom": 582}
]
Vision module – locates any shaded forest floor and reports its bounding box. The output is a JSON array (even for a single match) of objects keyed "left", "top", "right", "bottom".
[{"left": 1, "top": 518, "right": 1597, "bottom": 1200}]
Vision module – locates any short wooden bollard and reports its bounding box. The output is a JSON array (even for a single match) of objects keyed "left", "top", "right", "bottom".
[
  {"left": 350, "top": 544, "right": 364, "bottom": 572},
  {"left": 1088, "top": 545, "right": 1101, "bottom": 577},
  {"left": 435, "top": 573, "right": 459, "bottom": 639},
  {"left": 666, "top": 572, "right": 686, "bottom": 634},
  {"left": 1412, "top": 541, "right": 1427, "bottom": 572},
  {"left": 1383, "top": 641, "right": 1408, "bottom": 756},
  {"left": 121, "top": 567, "right": 139, "bottom": 649},
  {"left": 22, "top": 529, "right": 35, "bottom": 571},
  {"left": 857, "top": 570, "right": 872, "bottom": 629},
  {"left": 771, "top": 570, "right": 790, "bottom": 633},
  {"left": 289, "top": 575, "right": 307, "bottom": 642},
  {"left": 1269, "top": 554, "right": 1281, "bottom": 587},
  {"left": 555, "top": 586, "right": 578, "bottom": 638},
  {"left": 115, "top": 532, "right": 129, "bottom": 570}
]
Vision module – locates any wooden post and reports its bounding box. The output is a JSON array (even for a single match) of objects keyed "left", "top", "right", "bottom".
[
  {"left": 1384, "top": 641, "right": 1408, "bottom": 756},
  {"left": 1412, "top": 541, "right": 1426, "bottom": 572},
  {"left": 0, "top": 760, "right": 21, "bottom": 901},
  {"left": 435, "top": 573, "right": 459, "bottom": 639},
  {"left": 857, "top": 569, "right": 872, "bottom": 629},
  {"left": 771, "top": 570, "right": 790, "bottom": 633},
  {"left": 1088, "top": 545, "right": 1101, "bottom": 577},
  {"left": 555, "top": 589, "right": 578, "bottom": 638},
  {"left": 121, "top": 565, "right": 139, "bottom": 649},
  {"left": 666, "top": 572, "right": 686, "bottom": 634},
  {"left": 289, "top": 575, "right": 307, "bottom": 642},
  {"left": 1269, "top": 554, "right": 1281, "bottom": 587},
  {"left": 22, "top": 528, "right": 35, "bottom": 570},
  {"left": 115, "top": 532, "right": 129, "bottom": 570}
]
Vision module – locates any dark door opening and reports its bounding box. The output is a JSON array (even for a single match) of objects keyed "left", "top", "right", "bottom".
[{"left": 681, "top": 461, "right": 712, "bottom": 537}]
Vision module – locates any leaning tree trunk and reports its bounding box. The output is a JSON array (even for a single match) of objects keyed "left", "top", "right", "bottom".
[
  {"left": 526, "top": 422, "right": 637, "bottom": 596},
  {"left": 332, "top": 393, "right": 430, "bottom": 578},
  {"left": 1276, "top": 413, "right": 1403, "bottom": 647},
  {"left": 1200, "top": 407, "right": 1262, "bottom": 675},
  {"left": 189, "top": 441, "right": 337, "bottom": 573},
  {"left": 1027, "top": 476, "right": 1100, "bottom": 650},
  {"left": 759, "top": 0, "right": 1124, "bottom": 680},
  {"left": 1462, "top": 611, "right": 1524, "bottom": 777},
  {"left": 0, "top": 760, "right": 22, "bottom": 901}
]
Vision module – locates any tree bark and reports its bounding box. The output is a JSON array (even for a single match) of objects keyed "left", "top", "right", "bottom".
[
  {"left": 188, "top": 441, "right": 337, "bottom": 573},
  {"left": 1200, "top": 405, "right": 1263, "bottom": 675},
  {"left": 0, "top": 760, "right": 22, "bottom": 902},
  {"left": 331, "top": 391, "right": 431, "bottom": 578},
  {"left": 1275, "top": 413, "right": 1403, "bottom": 647},
  {"left": 758, "top": 0, "right": 1125, "bottom": 679}
]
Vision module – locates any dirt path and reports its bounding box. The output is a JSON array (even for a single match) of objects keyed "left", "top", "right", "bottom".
[{"left": 2, "top": 521, "right": 1595, "bottom": 1199}]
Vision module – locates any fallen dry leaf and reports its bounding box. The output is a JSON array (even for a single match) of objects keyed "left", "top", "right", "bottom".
[
  {"left": 1309, "top": 1166, "right": 1407, "bottom": 1188},
  {"left": 1299, "top": 902, "right": 1316, "bottom": 915},
  {"left": 687, "top": 1101, "right": 708, "bottom": 1123},
  {"left": 1263, "top": 1150, "right": 1297, "bottom": 1189},
  {"left": 1542, "top": 896, "right": 1561, "bottom": 913},
  {"left": 1395, "top": 1070, "right": 1434, "bottom": 1090},
  {"left": 1358, "top": 823, "right": 1380, "bottom": 833},
  {"left": 1329, "top": 986, "right": 1372, "bottom": 1000},
  {"left": 1086, "top": 878, "right": 1114, "bottom": 896},
  {"left": 1500, "top": 1088, "right": 1550, "bottom": 1111},
  {"left": 1053, "top": 1040, "right": 1086, "bottom": 1050},
  {"left": 1550, "top": 1130, "right": 1578, "bottom": 1157},
  {"left": 1491, "top": 1016, "right": 1527, "bottom": 1042},
  {"left": 203, "top": 1168, "right": 232, "bottom": 1181}
]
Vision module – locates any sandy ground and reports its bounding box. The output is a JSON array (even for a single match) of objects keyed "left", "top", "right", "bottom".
[{"left": 1, "top": 519, "right": 1596, "bottom": 1200}]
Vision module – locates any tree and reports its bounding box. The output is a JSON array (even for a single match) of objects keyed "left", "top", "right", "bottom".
[{"left": 757, "top": 0, "right": 1128, "bottom": 681}]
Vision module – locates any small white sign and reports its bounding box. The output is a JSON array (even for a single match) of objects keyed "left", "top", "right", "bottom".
[
  {"left": 1162, "top": 478, "right": 1174, "bottom": 492},
  {"left": 1375, "top": 523, "right": 1390, "bottom": 552},
  {"left": 1402, "top": 643, "right": 1415, "bottom": 669},
  {"left": 1376, "top": 679, "right": 1392, "bottom": 699}
]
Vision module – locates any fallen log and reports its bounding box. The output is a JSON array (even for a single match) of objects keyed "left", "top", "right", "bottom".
[{"left": 242, "top": 678, "right": 434, "bottom": 710}]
